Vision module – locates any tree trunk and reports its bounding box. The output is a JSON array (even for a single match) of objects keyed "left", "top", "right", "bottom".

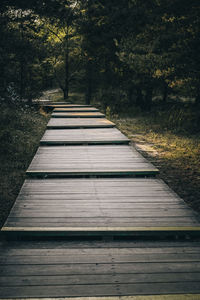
[
  {"left": 128, "top": 86, "right": 134, "bottom": 105},
  {"left": 63, "top": 89, "right": 68, "bottom": 100},
  {"left": 85, "top": 59, "right": 92, "bottom": 105},
  {"left": 195, "top": 87, "right": 200, "bottom": 106},
  {"left": 135, "top": 87, "right": 143, "bottom": 107},
  {"left": 162, "top": 82, "right": 168, "bottom": 103},
  {"left": 19, "top": 58, "right": 25, "bottom": 100},
  {"left": 64, "top": 33, "right": 69, "bottom": 100},
  {"left": 144, "top": 86, "right": 153, "bottom": 111}
]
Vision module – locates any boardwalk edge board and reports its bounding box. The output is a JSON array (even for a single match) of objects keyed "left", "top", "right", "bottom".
[
  {"left": 53, "top": 109, "right": 99, "bottom": 112},
  {"left": 51, "top": 114, "right": 105, "bottom": 118},
  {"left": 46, "top": 125, "right": 116, "bottom": 129},
  {"left": 1, "top": 295, "right": 200, "bottom": 300},
  {"left": 26, "top": 170, "right": 159, "bottom": 177},
  {"left": 39, "top": 140, "right": 130, "bottom": 145},
  {"left": 2, "top": 226, "right": 200, "bottom": 238},
  {"left": 2, "top": 226, "right": 200, "bottom": 231}
]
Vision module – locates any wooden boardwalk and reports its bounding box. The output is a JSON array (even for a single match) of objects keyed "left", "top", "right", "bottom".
[
  {"left": 26, "top": 145, "right": 159, "bottom": 177},
  {"left": 52, "top": 111, "right": 105, "bottom": 118},
  {"left": 51, "top": 104, "right": 92, "bottom": 107},
  {"left": 54, "top": 107, "right": 99, "bottom": 112},
  {"left": 44, "top": 104, "right": 91, "bottom": 108},
  {"left": 0, "top": 240, "right": 200, "bottom": 298},
  {"left": 47, "top": 118, "right": 115, "bottom": 128},
  {"left": 1, "top": 102, "right": 200, "bottom": 298},
  {"left": 2, "top": 178, "right": 200, "bottom": 236},
  {"left": 40, "top": 128, "right": 130, "bottom": 145}
]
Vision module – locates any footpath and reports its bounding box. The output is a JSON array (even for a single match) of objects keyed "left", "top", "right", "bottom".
[{"left": 1, "top": 102, "right": 200, "bottom": 299}]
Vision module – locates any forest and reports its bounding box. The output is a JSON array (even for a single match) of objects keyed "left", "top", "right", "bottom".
[
  {"left": 0, "top": 0, "right": 200, "bottom": 110},
  {"left": 0, "top": 0, "right": 200, "bottom": 227}
]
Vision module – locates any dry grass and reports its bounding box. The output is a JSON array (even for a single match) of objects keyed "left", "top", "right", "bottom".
[{"left": 113, "top": 116, "right": 200, "bottom": 212}]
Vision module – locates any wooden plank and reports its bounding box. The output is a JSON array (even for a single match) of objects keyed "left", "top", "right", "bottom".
[
  {"left": 40, "top": 128, "right": 130, "bottom": 145},
  {"left": 0, "top": 240, "right": 200, "bottom": 298},
  {"left": 53, "top": 107, "right": 99, "bottom": 112},
  {"left": 57, "top": 104, "right": 92, "bottom": 107},
  {"left": 26, "top": 145, "right": 159, "bottom": 177},
  {"left": 1, "top": 273, "right": 200, "bottom": 286},
  {"left": 2, "top": 179, "right": 199, "bottom": 235},
  {"left": 52, "top": 112, "right": 105, "bottom": 118},
  {"left": 3, "top": 246, "right": 200, "bottom": 255},
  {"left": 47, "top": 118, "right": 116, "bottom": 129},
  {"left": 0, "top": 296, "right": 200, "bottom": 300},
  {"left": 2, "top": 252, "right": 200, "bottom": 264},
  {"left": 1, "top": 283, "right": 200, "bottom": 298},
  {"left": 2, "top": 262, "right": 200, "bottom": 276},
  {"left": 2, "top": 227, "right": 200, "bottom": 238},
  {"left": 50, "top": 104, "right": 92, "bottom": 108}
]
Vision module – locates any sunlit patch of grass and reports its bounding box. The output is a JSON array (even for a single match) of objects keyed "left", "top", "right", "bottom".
[
  {"left": 113, "top": 116, "right": 200, "bottom": 212},
  {"left": 0, "top": 104, "right": 50, "bottom": 228}
]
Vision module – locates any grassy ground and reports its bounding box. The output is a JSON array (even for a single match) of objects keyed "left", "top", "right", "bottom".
[
  {"left": 0, "top": 104, "right": 50, "bottom": 228},
  {"left": 111, "top": 105, "right": 200, "bottom": 213}
]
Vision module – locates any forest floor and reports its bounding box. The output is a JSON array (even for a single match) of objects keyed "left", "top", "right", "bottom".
[
  {"left": 0, "top": 103, "right": 50, "bottom": 228},
  {"left": 112, "top": 115, "right": 200, "bottom": 214}
]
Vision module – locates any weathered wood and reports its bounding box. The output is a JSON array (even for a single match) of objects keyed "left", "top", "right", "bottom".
[
  {"left": 26, "top": 145, "right": 159, "bottom": 177},
  {"left": 0, "top": 240, "right": 200, "bottom": 298},
  {"left": 1, "top": 294, "right": 200, "bottom": 300},
  {"left": 47, "top": 118, "right": 115, "bottom": 129},
  {"left": 40, "top": 128, "right": 130, "bottom": 145},
  {"left": 52, "top": 104, "right": 92, "bottom": 107},
  {"left": 52, "top": 112, "right": 105, "bottom": 118},
  {"left": 2, "top": 179, "right": 199, "bottom": 235},
  {"left": 53, "top": 107, "right": 99, "bottom": 112},
  {"left": 1, "top": 283, "right": 200, "bottom": 298}
]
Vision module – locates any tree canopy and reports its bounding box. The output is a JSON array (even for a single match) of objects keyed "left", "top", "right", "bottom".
[{"left": 0, "top": 0, "right": 200, "bottom": 108}]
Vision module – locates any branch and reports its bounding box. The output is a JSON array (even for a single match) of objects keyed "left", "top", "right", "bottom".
[{"left": 47, "top": 26, "right": 64, "bottom": 42}]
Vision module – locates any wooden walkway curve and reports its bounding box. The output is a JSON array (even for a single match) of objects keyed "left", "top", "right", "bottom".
[{"left": 1, "top": 102, "right": 200, "bottom": 299}]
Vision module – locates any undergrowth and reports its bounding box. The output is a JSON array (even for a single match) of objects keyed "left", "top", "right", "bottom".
[{"left": 0, "top": 104, "right": 50, "bottom": 228}]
